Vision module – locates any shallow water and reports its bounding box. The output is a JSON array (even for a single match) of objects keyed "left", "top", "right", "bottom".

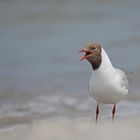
[{"left": 0, "top": 0, "right": 140, "bottom": 131}]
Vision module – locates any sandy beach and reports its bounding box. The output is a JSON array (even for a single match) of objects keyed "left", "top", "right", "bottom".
[{"left": 0, "top": 117, "right": 140, "bottom": 140}]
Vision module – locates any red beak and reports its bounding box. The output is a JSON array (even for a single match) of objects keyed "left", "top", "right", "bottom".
[
  {"left": 79, "top": 49, "right": 86, "bottom": 60},
  {"left": 79, "top": 49, "right": 92, "bottom": 61}
]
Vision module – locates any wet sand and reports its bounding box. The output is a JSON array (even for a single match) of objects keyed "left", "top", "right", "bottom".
[{"left": 1, "top": 117, "right": 140, "bottom": 140}]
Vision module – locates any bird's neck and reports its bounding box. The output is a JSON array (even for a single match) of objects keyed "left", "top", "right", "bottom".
[{"left": 93, "top": 48, "right": 114, "bottom": 73}]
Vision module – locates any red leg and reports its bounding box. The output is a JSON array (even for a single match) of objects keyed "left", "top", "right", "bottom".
[
  {"left": 112, "top": 104, "right": 116, "bottom": 121},
  {"left": 96, "top": 104, "right": 99, "bottom": 123}
]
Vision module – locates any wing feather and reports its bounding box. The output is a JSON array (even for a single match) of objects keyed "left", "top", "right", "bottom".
[{"left": 115, "top": 68, "right": 129, "bottom": 90}]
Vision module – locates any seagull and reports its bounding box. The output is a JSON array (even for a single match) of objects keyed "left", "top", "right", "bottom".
[{"left": 79, "top": 42, "right": 129, "bottom": 122}]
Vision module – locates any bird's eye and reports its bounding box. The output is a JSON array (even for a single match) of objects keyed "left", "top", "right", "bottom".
[{"left": 91, "top": 46, "right": 96, "bottom": 50}]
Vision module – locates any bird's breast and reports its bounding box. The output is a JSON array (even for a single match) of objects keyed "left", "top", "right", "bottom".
[{"left": 88, "top": 72, "right": 127, "bottom": 104}]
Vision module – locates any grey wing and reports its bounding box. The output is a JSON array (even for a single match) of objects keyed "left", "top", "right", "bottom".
[{"left": 115, "top": 68, "right": 129, "bottom": 89}]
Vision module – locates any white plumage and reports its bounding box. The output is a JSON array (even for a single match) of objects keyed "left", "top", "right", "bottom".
[{"left": 88, "top": 48, "right": 129, "bottom": 104}]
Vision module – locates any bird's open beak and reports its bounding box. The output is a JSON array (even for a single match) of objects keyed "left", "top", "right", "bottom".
[{"left": 79, "top": 49, "right": 92, "bottom": 61}]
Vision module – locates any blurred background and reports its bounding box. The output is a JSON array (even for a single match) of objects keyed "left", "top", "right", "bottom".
[{"left": 0, "top": 0, "right": 140, "bottom": 132}]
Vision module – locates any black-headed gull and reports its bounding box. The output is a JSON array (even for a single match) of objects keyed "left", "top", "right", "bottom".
[{"left": 79, "top": 43, "right": 129, "bottom": 122}]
